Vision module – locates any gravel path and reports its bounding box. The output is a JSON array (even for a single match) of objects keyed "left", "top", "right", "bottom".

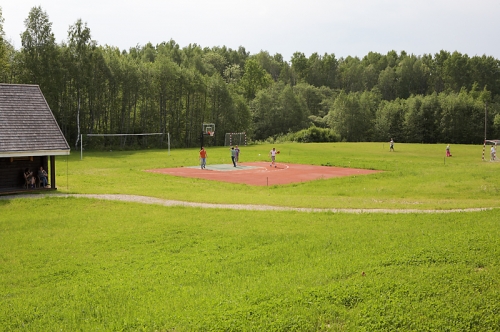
[{"left": 0, "top": 193, "right": 493, "bottom": 214}]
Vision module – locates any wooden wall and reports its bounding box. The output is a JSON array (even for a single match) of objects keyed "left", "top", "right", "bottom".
[{"left": 0, "top": 156, "right": 48, "bottom": 189}]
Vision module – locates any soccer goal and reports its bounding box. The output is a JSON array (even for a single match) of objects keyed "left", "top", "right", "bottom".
[
  {"left": 80, "top": 133, "right": 169, "bottom": 160},
  {"left": 483, "top": 139, "right": 500, "bottom": 162},
  {"left": 224, "top": 132, "right": 247, "bottom": 147}
]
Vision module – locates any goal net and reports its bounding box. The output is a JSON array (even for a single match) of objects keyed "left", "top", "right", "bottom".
[
  {"left": 80, "top": 133, "right": 169, "bottom": 159},
  {"left": 483, "top": 139, "right": 500, "bottom": 162},
  {"left": 224, "top": 132, "right": 247, "bottom": 147}
]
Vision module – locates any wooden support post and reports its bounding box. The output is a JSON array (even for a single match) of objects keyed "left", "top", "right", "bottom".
[{"left": 50, "top": 156, "right": 56, "bottom": 189}]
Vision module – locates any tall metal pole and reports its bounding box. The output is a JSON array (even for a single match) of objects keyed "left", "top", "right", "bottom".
[{"left": 485, "top": 102, "right": 488, "bottom": 141}]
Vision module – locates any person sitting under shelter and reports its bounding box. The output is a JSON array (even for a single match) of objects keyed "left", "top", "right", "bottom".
[
  {"left": 24, "top": 168, "right": 35, "bottom": 189},
  {"left": 38, "top": 166, "right": 49, "bottom": 187}
]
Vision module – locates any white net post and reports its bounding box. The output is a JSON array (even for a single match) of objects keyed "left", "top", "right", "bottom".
[{"left": 482, "top": 140, "right": 486, "bottom": 161}]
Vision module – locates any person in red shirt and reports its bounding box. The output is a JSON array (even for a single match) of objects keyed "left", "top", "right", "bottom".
[{"left": 199, "top": 147, "right": 208, "bottom": 169}]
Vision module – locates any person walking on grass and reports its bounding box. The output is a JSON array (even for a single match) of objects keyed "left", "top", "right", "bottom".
[
  {"left": 199, "top": 146, "right": 207, "bottom": 169},
  {"left": 389, "top": 138, "right": 394, "bottom": 152},
  {"left": 230, "top": 146, "right": 237, "bottom": 167},
  {"left": 446, "top": 144, "right": 452, "bottom": 157}
]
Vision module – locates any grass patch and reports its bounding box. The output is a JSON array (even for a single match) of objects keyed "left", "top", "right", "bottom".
[
  {"left": 2, "top": 142, "right": 500, "bottom": 330},
  {"left": 1, "top": 197, "right": 499, "bottom": 331}
]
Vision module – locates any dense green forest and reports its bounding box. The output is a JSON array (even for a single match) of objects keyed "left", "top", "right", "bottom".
[{"left": 1, "top": 6, "right": 500, "bottom": 149}]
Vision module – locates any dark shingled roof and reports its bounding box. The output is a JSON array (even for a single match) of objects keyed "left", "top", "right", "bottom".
[{"left": 0, "top": 84, "right": 70, "bottom": 158}]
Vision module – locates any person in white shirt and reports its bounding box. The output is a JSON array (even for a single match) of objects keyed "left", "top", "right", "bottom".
[{"left": 269, "top": 147, "right": 278, "bottom": 168}]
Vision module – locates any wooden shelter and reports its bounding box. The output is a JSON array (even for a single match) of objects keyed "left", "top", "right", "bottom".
[{"left": 0, "top": 84, "right": 70, "bottom": 194}]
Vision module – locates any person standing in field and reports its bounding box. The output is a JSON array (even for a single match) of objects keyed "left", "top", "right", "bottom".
[
  {"left": 491, "top": 144, "right": 496, "bottom": 161},
  {"left": 199, "top": 146, "right": 207, "bottom": 169},
  {"left": 269, "top": 147, "right": 278, "bottom": 168},
  {"left": 230, "top": 146, "right": 237, "bottom": 167},
  {"left": 235, "top": 145, "right": 240, "bottom": 164},
  {"left": 389, "top": 138, "right": 394, "bottom": 152},
  {"left": 446, "top": 144, "right": 452, "bottom": 157}
]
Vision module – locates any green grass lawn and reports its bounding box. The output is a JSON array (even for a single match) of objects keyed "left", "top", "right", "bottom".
[
  {"left": 1, "top": 143, "right": 500, "bottom": 331},
  {"left": 59, "top": 142, "right": 500, "bottom": 210}
]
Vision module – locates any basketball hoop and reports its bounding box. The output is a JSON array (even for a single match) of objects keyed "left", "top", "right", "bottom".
[
  {"left": 201, "top": 123, "right": 216, "bottom": 149},
  {"left": 203, "top": 123, "right": 215, "bottom": 136}
]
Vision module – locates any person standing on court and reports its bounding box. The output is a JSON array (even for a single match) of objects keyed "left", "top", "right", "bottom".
[
  {"left": 230, "top": 146, "right": 237, "bottom": 167},
  {"left": 269, "top": 147, "right": 278, "bottom": 168},
  {"left": 389, "top": 138, "right": 394, "bottom": 152},
  {"left": 199, "top": 146, "right": 207, "bottom": 169},
  {"left": 235, "top": 145, "right": 240, "bottom": 164}
]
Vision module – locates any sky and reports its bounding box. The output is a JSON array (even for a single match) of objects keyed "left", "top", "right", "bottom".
[{"left": 2, "top": 0, "right": 500, "bottom": 61}]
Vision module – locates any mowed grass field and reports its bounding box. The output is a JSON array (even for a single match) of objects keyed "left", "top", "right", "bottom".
[
  {"left": 56, "top": 142, "right": 500, "bottom": 209},
  {"left": 1, "top": 143, "right": 500, "bottom": 331}
]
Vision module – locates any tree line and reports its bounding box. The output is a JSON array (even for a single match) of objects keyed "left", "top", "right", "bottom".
[{"left": 1, "top": 6, "right": 500, "bottom": 149}]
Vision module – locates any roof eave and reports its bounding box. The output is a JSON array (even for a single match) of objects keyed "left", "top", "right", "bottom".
[{"left": 0, "top": 150, "right": 71, "bottom": 158}]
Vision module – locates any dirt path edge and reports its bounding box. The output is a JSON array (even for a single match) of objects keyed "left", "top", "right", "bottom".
[{"left": 0, "top": 193, "right": 494, "bottom": 214}]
